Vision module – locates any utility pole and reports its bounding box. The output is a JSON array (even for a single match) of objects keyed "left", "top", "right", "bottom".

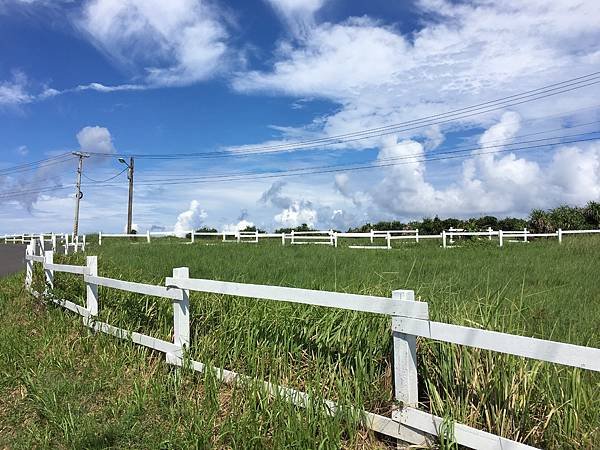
[
  {"left": 72, "top": 152, "right": 90, "bottom": 237},
  {"left": 119, "top": 157, "right": 135, "bottom": 234}
]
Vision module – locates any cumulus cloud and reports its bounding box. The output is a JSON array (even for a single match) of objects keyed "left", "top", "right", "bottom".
[
  {"left": 274, "top": 200, "right": 317, "bottom": 227},
  {"left": 259, "top": 180, "right": 356, "bottom": 229},
  {"left": 77, "top": 0, "right": 230, "bottom": 87},
  {"left": 222, "top": 209, "right": 255, "bottom": 232},
  {"left": 343, "top": 113, "right": 600, "bottom": 219},
  {"left": 233, "top": 1, "right": 600, "bottom": 154},
  {"left": 223, "top": 219, "right": 254, "bottom": 233},
  {"left": 77, "top": 125, "right": 116, "bottom": 154},
  {"left": 174, "top": 200, "right": 207, "bottom": 237}
]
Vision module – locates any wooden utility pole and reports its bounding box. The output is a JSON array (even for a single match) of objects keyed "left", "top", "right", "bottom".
[
  {"left": 119, "top": 157, "right": 135, "bottom": 234},
  {"left": 72, "top": 152, "right": 90, "bottom": 237},
  {"left": 127, "top": 157, "right": 134, "bottom": 234}
]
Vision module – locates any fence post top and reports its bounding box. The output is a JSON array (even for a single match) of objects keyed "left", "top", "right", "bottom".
[
  {"left": 392, "top": 289, "right": 415, "bottom": 301},
  {"left": 173, "top": 267, "right": 190, "bottom": 278}
]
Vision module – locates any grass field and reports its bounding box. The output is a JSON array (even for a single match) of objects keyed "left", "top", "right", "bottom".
[{"left": 1, "top": 236, "right": 599, "bottom": 448}]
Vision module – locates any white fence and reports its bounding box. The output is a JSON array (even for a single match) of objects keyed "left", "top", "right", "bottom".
[
  {"left": 6, "top": 228, "right": 600, "bottom": 252},
  {"left": 3, "top": 232, "right": 85, "bottom": 254},
  {"left": 22, "top": 239, "right": 600, "bottom": 449}
]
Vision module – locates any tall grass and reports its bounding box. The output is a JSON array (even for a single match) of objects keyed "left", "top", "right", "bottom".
[{"left": 10, "top": 235, "right": 600, "bottom": 447}]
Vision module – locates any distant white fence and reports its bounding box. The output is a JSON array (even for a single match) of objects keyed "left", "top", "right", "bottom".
[
  {"left": 3, "top": 232, "right": 85, "bottom": 254},
  {"left": 6, "top": 227, "right": 600, "bottom": 251},
  {"left": 289, "top": 230, "right": 337, "bottom": 246},
  {"left": 22, "top": 239, "right": 600, "bottom": 449}
]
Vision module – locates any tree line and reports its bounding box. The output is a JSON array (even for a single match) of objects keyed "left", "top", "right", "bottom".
[{"left": 192, "top": 202, "right": 600, "bottom": 235}]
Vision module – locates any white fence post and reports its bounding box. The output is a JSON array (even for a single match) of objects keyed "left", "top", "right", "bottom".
[
  {"left": 64, "top": 234, "right": 69, "bottom": 255},
  {"left": 237, "top": 232, "right": 241, "bottom": 243},
  {"left": 222, "top": 232, "right": 226, "bottom": 242},
  {"left": 146, "top": 230, "right": 151, "bottom": 243},
  {"left": 191, "top": 231, "right": 195, "bottom": 244},
  {"left": 44, "top": 250, "right": 54, "bottom": 293},
  {"left": 255, "top": 230, "right": 259, "bottom": 243},
  {"left": 86, "top": 256, "right": 98, "bottom": 316},
  {"left": 558, "top": 228, "right": 563, "bottom": 244},
  {"left": 415, "top": 229, "right": 419, "bottom": 243},
  {"left": 498, "top": 229, "right": 504, "bottom": 247},
  {"left": 370, "top": 229, "right": 374, "bottom": 244},
  {"left": 291, "top": 230, "right": 295, "bottom": 245},
  {"left": 391, "top": 290, "right": 419, "bottom": 407},
  {"left": 52, "top": 233, "right": 57, "bottom": 251},
  {"left": 98, "top": 231, "right": 102, "bottom": 246},
  {"left": 25, "top": 243, "right": 33, "bottom": 291},
  {"left": 442, "top": 230, "right": 447, "bottom": 248},
  {"left": 523, "top": 228, "right": 528, "bottom": 243},
  {"left": 487, "top": 226, "right": 493, "bottom": 240},
  {"left": 387, "top": 232, "right": 391, "bottom": 250},
  {"left": 281, "top": 233, "right": 285, "bottom": 246},
  {"left": 169, "top": 267, "right": 190, "bottom": 365}
]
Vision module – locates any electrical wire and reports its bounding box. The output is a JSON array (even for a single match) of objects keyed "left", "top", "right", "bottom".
[
  {"left": 127, "top": 121, "right": 600, "bottom": 180},
  {"left": 0, "top": 184, "right": 74, "bottom": 200},
  {"left": 3, "top": 72, "right": 600, "bottom": 199},
  {"left": 82, "top": 167, "right": 128, "bottom": 183},
  {"left": 84, "top": 72, "right": 600, "bottom": 159},
  {"left": 90, "top": 135, "right": 599, "bottom": 187},
  {"left": 5, "top": 131, "right": 598, "bottom": 199},
  {"left": 0, "top": 153, "right": 74, "bottom": 176}
]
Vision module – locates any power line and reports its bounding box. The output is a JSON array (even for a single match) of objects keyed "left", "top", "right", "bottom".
[
  {"left": 0, "top": 184, "right": 73, "bottom": 200},
  {"left": 85, "top": 72, "right": 600, "bottom": 159},
  {"left": 126, "top": 121, "right": 600, "bottom": 180},
  {"left": 82, "top": 167, "right": 128, "bottom": 183},
  {"left": 4, "top": 133, "right": 598, "bottom": 200},
  {"left": 0, "top": 153, "right": 74, "bottom": 176},
  {"left": 92, "top": 135, "right": 599, "bottom": 187}
]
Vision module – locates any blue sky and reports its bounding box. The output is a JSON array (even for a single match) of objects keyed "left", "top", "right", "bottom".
[{"left": 1, "top": 0, "right": 599, "bottom": 234}]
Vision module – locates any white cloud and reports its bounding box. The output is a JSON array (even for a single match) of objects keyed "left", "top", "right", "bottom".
[
  {"left": 233, "top": 0, "right": 600, "bottom": 153},
  {"left": 223, "top": 219, "right": 254, "bottom": 233},
  {"left": 265, "top": 0, "right": 327, "bottom": 37},
  {"left": 351, "top": 113, "right": 600, "bottom": 219},
  {"left": 173, "top": 200, "right": 207, "bottom": 237},
  {"left": 16, "top": 145, "right": 29, "bottom": 156},
  {"left": 334, "top": 173, "right": 363, "bottom": 207},
  {"left": 259, "top": 179, "right": 356, "bottom": 229},
  {"left": 77, "top": 125, "right": 116, "bottom": 154},
  {"left": 0, "top": 71, "right": 33, "bottom": 106},
  {"left": 274, "top": 200, "right": 317, "bottom": 227},
  {"left": 77, "top": 0, "right": 230, "bottom": 87}
]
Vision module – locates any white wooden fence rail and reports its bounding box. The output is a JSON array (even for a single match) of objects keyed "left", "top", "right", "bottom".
[
  {"left": 21, "top": 239, "right": 600, "bottom": 449},
  {"left": 7, "top": 227, "right": 600, "bottom": 251}
]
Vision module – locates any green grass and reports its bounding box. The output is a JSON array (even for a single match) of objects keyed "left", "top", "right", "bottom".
[{"left": 2, "top": 235, "right": 599, "bottom": 448}]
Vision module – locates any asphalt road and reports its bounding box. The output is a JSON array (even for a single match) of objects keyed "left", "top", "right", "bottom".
[{"left": 0, "top": 244, "right": 26, "bottom": 278}]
